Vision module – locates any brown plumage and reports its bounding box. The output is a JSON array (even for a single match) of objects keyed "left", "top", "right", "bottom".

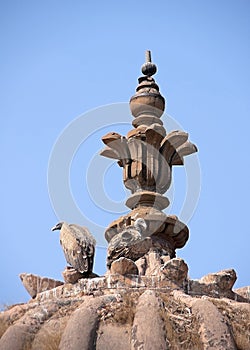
[
  {"left": 51, "top": 222, "right": 96, "bottom": 275},
  {"left": 107, "top": 218, "right": 151, "bottom": 268}
]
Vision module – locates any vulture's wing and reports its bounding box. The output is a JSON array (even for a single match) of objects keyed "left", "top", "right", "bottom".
[
  {"left": 60, "top": 223, "right": 96, "bottom": 274},
  {"left": 107, "top": 228, "right": 151, "bottom": 266}
]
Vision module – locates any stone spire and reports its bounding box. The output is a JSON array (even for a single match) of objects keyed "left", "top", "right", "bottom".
[
  {"left": 100, "top": 51, "right": 198, "bottom": 270},
  {"left": 7, "top": 52, "right": 248, "bottom": 350}
]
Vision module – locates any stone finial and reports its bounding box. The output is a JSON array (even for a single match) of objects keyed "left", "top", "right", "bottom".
[
  {"left": 130, "top": 51, "right": 165, "bottom": 119},
  {"left": 141, "top": 50, "right": 157, "bottom": 76},
  {"left": 101, "top": 52, "right": 197, "bottom": 265}
]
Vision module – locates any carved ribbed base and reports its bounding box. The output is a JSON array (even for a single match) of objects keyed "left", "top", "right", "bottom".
[{"left": 2, "top": 266, "right": 249, "bottom": 350}]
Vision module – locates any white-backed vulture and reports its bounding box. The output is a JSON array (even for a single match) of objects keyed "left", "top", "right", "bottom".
[{"left": 51, "top": 222, "right": 96, "bottom": 275}]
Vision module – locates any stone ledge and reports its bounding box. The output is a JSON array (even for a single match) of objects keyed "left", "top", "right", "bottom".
[
  {"left": 19, "top": 263, "right": 249, "bottom": 304},
  {"left": 36, "top": 274, "right": 183, "bottom": 302},
  {"left": 33, "top": 272, "right": 249, "bottom": 303}
]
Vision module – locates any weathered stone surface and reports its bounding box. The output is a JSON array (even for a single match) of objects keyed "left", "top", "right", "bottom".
[
  {"left": 62, "top": 266, "right": 99, "bottom": 283},
  {"left": 136, "top": 250, "right": 163, "bottom": 276},
  {"left": 187, "top": 269, "right": 242, "bottom": 300},
  {"left": 234, "top": 286, "right": 250, "bottom": 302},
  {"left": 31, "top": 317, "right": 70, "bottom": 350},
  {"left": 208, "top": 297, "right": 250, "bottom": 350},
  {"left": 19, "top": 273, "right": 63, "bottom": 298},
  {"left": 161, "top": 258, "right": 188, "bottom": 285},
  {"left": 200, "top": 269, "right": 237, "bottom": 290},
  {"left": 110, "top": 257, "right": 139, "bottom": 275},
  {"left": 0, "top": 303, "right": 27, "bottom": 338},
  {"left": 96, "top": 323, "right": 131, "bottom": 350},
  {"left": 0, "top": 300, "right": 66, "bottom": 350},
  {"left": 172, "top": 291, "right": 237, "bottom": 350},
  {"left": 62, "top": 266, "right": 84, "bottom": 283},
  {"left": 21, "top": 266, "right": 245, "bottom": 304},
  {"left": 161, "top": 255, "right": 171, "bottom": 264},
  {"left": 131, "top": 291, "right": 169, "bottom": 350},
  {"left": 59, "top": 295, "right": 118, "bottom": 350},
  {"left": 1, "top": 275, "right": 249, "bottom": 350},
  {"left": 0, "top": 324, "right": 35, "bottom": 350},
  {"left": 160, "top": 292, "right": 201, "bottom": 348},
  {"left": 191, "top": 298, "right": 237, "bottom": 349}
]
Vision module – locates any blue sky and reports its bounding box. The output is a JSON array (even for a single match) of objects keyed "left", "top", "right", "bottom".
[{"left": 1, "top": 1, "right": 250, "bottom": 305}]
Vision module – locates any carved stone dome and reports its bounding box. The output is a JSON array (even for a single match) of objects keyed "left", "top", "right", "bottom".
[{"left": 0, "top": 267, "right": 249, "bottom": 350}]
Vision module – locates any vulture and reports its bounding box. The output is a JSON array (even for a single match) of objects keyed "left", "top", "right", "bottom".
[
  {"left": 51, "top": 222, "right": 96, "bottom": 275},
  {"left": 107, "top": 218, "right": 152, "bottom": 268}
]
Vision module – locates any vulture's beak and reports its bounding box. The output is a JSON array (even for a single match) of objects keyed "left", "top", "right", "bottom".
[{"left": 51, "top": 224, "right": 60, "bottom": 231}]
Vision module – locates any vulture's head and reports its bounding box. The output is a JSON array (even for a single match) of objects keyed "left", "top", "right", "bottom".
[
  {"left": 51, "top": 222, "right": 64, "bottom": 231},
  {"left": 134, "top": 218, "right": 147, "bottom": 235}
]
